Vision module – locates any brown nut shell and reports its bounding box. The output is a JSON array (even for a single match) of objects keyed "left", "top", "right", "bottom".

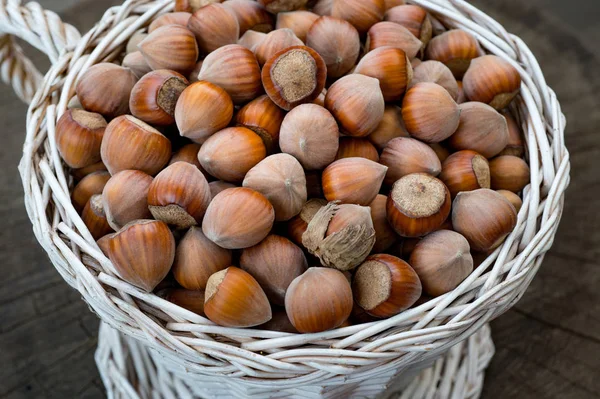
[
  {"left": 380, "top": 137, "right": 441, "bottom": 186},
  {"left": 175, "top": 0, "right": 222, "bottom": 13},
  {"left": 102, "top": 170, "right": 153, "bottom": 231},
  {"left": 306, "top": 16, "right": 360, "bottom": 79},
  {"left": 287, "top": 198, "right": 327, "bottom": 247},
  {"left": 258, "top": 0, "right": 308, "bottom": 13},
  {"left": 313, "top": 0, "right": 385, "bottom": 35},
  {"left": 238, "top": 30, "right": 267, "bottom": 50},
  {"left": 139, "top": 25, "right": 199, "bottom": 74},
  {"left": 222, "top": 0, "right": 274, "bottom": 34},
  {"left": 243, "top": 154, "right": 307, "bottom": 222},
  {"left": 353, "top": 254, "right": 421, "bottom": 318},
  {"left": 285, "top": 267, "right": 353, "bottom": 333},
  {"left": 82, "top": 195, "right": 113, "bottom": 240},
  {"left": 204, "top": 267, "right": 272, "bottom": 327},
  {"left": 386, "top": 173, "right": 451, "bottom": 237},
  {"left": 202, "top": 187, "right": 275, "bottom": 249},
  {"left": 365, "top": 22, "right": 423, "bottom": 59},
  {"left": 409, "top": 230, "right": 473, "bottom": 296},
  {"left": 148, "top": 12, "right": 192, "bottom": 32},
  {"left": 163, "top": 288, "right": 206, "bottom": 316},
  {"left": 499, "top": 110, "right": 525, "bottom": 157},
  {"left": 262, "top": 45, "right": 327, "bottom": 111},
  {"left": 370, "top": 194, "right": 398, "bottom": 253},
  {"left": 254, "top": 28, "right": 303, "bottom": 66},
  {"left": 402, "top": 82, "right": 460, "bottom": 143},
  {"left": 463, "top": 55, "right": 522, "bottom": 110},
  {"left": 368, "top": 106, "right": 409, "bottom": 151},
  {"left": 279, "top": 104, "right": 339, "bottom": 170},
  {"left": 322, "top": 158, "right": 387, "bottom": 206},
  {"left": 452, "top": 189, "right": 517, "bottom": 251},
  {"left": 384, "top": 5, "right": 432, "bottom": 45},
  {"left": 101, "top": 115, "right": 172, "bottom": 176},
  {"left": 409, "top": 60, "right": 458, "bottom": 100},
  {"left": 439, "top": 150, "right": 490, "bottom": 197},
  {"left": 236, "top": 95, "right": 286, "bottom": 153},
  {"left": 198, "top": 127, "right": 267, "bottom": 183},
  {"left": 129, "top": 70, "right": 189, "bottom": 126},
  {"left": 497, "top": 190, "right": 523, "bottom": 213},
  {"left": 335, "top": 138, "right": 379, "bottom": 162},
  {"left": 489, "top": 155, "right": 530, "bottom": 193},
  {"left": 187, "top": 4, "right": 240, "bottom": 54},
  {"left": 198, "top": 44, "right": 262, "bottom": 104},
  {"left": 425, "top": 29, "right": 481, "bottom": 78},
  {"left": 56, "top": 109, "right": 107, "bottom": 169},
  {"left": 209, "top": 181, "right": 237, "bottom": 198},
  {"left": 173, "top": 226, "right": 232, "bottom": 290},
  {"left": 448, "top": 102, "right": 509, "bottom": 158},
  {"left": 325, "top": 74, "right": 385, "bottom": 138},
  {"left": 122, "top": 51, "right": 153, "bottom": 79},
  {"left": 108, "top": 220, "right": 176, "bottom": 292},
  {"left": 175, "top": 81, "right": 234, "bottom": 144},
  {"left": 355, "top": 47, "right": 413, "bottom": 102},
  {"left": 276, "top": 11, "right": 319, "bottom": 42},
  {"left": 148, "top": 162, "right": 212, "bottom": 229},
  {"left": 240, "top": 235, "right": 308, "bottom": 306},
  {"left": 72, "top": 171, "right": 111, "bottom": 213},
  {"left": 76, "top": 64, "right": 138, "bottom": 119}
]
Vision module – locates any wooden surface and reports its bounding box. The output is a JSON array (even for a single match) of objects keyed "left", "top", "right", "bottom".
[{"left": 0, "top": 0, "right": 599, "bottom": 398}]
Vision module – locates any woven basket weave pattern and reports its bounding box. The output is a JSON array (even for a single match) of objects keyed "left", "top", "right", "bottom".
[{"left": 0, "top": 0, "right": 569, "bottom": 394}]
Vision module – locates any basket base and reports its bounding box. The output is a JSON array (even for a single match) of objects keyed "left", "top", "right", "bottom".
[{"left": 95, "top": 323, "right": 494, "bottom": 399}]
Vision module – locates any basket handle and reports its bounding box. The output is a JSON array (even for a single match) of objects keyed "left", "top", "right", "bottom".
[{"left": 0, "top": 0, "right": 81, "bottom": 104}]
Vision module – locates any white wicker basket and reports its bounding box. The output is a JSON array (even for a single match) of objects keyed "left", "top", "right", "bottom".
[
  {"left": 96, "top": 321, "right": 495, "bottom": 399},
  {"left": 1, "top": 0, "right": 569, "bottom": 397}
]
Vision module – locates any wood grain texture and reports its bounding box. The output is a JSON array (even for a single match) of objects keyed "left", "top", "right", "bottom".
[{"left": 0, "top": 0, "right": 598, "bottom": 398}]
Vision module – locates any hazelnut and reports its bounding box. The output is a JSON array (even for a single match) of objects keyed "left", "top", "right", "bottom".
[
  {"left": 276, "top": 11, "right": 319, "bottom": 42},
  {"left": 313, "top": 0, "right": 385, "bottom": 35},
  {"left": 148, "top": 12, "right": 192, "bottom": 32},
  {"left": 306, "top": 16, "right": 360, "bottom": 79},
  {"left": 109, "top": 220, "right": 176, "bottom": 292},
  {"left": 76, "top": 63, "right": 137, "bottom": 119},
  {"left": 198, "top": 44, "right": 262, "bottom": 104},
  {"left": 409, "top": 230, "right": 473, "bottom": 296},
  {"left": 452, "top": 189, "right": 517, "bottom": 251},
  {"left": 253, "top": 28, "right": 303, "bottom": 66},
  {"left": 209, "top": 181, "right": 237, "bottom": 198},
  {"left": 384, "top": 5, "right": 432, "bottom": 45},
  {"left": 238, "top": 30, "right": 267, "bottom": 50},
  {"left": 287, "top": 198, "right": 328, "bottom": 247},
  {"left": 355, "top": 47, "right": 413, "bottom": 102},
  {"left": 322, "top": 158, "right": 388, "bottom": 206},
  {"left": 430, "top": 143, "right": 451, "bottom": 163},
  {"left": 148, "top": 162, "right": 211, "bottom": 229},
  {"left": 384, "top": 0, "right": 405, "bottom": 9},
  {"left": 175, "top": 81, "right": 234, "bottom": 144},
  {"left": 365, "top": 22, "right": 423, "bottom": 59},
  {"left": 262, "top": 45, "right": 327, "bottom": 110},
  {"left": 139, "top": 25, "right": 199, "bottom": 74},
  {"left": 71, "top": 171, "right": 110, "bottom": 213},
  {"left": 122, "top": 51, "right": 152, "bottom": 79},
  {"left": 204, "top": 267, "right": 272, "bottom": 327},
  {"left": 463, "top": 55, "right": 521, "bottom": 110},
  {"left": 129, "top": 70, "right": 189, "bottom": 126},
  {"left": 369, "top": 194, "right": 398, "bottom": 253},
  {"left": 303, "top": 202, "right": 376, "bottom": 271},
  {"left": 173, "top": 226, "right": 232, "bottom": 290},
  {"left": 258, "top": 0, "right": 308, "bottom": 13},
  {"left": 102, "top": 170, "right": 153, "bottom": 230},
  {"left": 498, "top": 111, "right": 525, "bottom": 157},
  {"left": 325, "top": 74, "right": 385, "bottom": 138},
  {"left": 425, "top": 29, "right": 481, "bottom": 78},
  {"left": 187, "top": 4, "right": 240, "bottom": 54},
  {"left": 335, "top": 138, "right": 380, "bottom": 162},
  {"left": 240, "top": 235, "right": 307, "bottom": 305},
  {"left": 243, "top": 154, "right": 307, "bottom": 222},
  {"left": 101, "top": 115, "right": 171, "bottom": 176},
  {"left": 56, "top": 109, "right": 107, "bottom": 169},
  {"left": 258, "top": 310, "right": 298, "bottom": 333},
  {"left": 72, "top": 161, "right": 108, "bottom": 182},
  {"left": 279, "top": 104, "right": 339, "bottom": 170},
  {"left": 402, "top": 82, "right": 460, "bottom": 143},
  {"left": 439, "top": 150, "right": 491, "bottom": 197},
  {"left": 168, "top": 143, "right": 211, "bottom": 179},
  {"left": 409, "top": 60, "right": 459, "bottom": 100},
  {"left": 489, "top": 155, "right": 530, "bottom": 193},
  {"left": 222, "top": 0, "right": 274, "bottom": 34},
  {"left": 236, "top": 95, "right": 286, "bottom": 153},
  {"left": 456, "top": 80, "right": 467, "bottom": 103},
  {"left": 497, "top": 190, "right": 523, "bottom": 213},
  {"left": 198, "top": 127, "right": 267, "bottom": 183},
  {"left": 285, "top": 267, "right": 353, "bottom": 333},
  {"left": 353, "top": 254, "right": 421, "bottom": 318},
  {"left": 387, "top": 173, "right": 451, "bottom": 237},
  {"left": 162, "top": 288, "right": 205, "bottom": 316},
  {"left": 368, "top": 105, "right": 409, "bottom": 151},
  {"left": 175, "top": 0, "right": 222, "bottom": 13},
  {"left": 448, "top": 102, "right": 509, "bottom": 158},
  {"left": 202, "top": 187, "right": 275, "bottom": 249},
  {"left": 126, "top": 31, "right": 147, "bottom": 54},
  {"left": 380, "top": 137, "right": 441, "bottom": 186},
  {"left": 82, "top": 194, "right": 113, "bottom": 240}
]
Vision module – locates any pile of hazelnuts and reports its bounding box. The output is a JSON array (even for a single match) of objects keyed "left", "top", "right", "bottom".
[{"left": 57, "top": 0, "right": 529, "bottom": 334}]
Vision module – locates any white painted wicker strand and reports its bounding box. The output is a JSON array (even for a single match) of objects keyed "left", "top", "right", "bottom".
[
  {"left": 96, "top": 322, "right": 495, "bottom": 399},
  {"left": 2, "top": 0, "right": 569, "bottom": 396}
]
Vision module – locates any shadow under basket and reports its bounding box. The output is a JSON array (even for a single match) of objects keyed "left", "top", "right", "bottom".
[
  {"left": 0, "top": 0, "right": 569, "bottom": 397},
  {"left": 96, "top": 322, "right": 495, "bottom": 398}
]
